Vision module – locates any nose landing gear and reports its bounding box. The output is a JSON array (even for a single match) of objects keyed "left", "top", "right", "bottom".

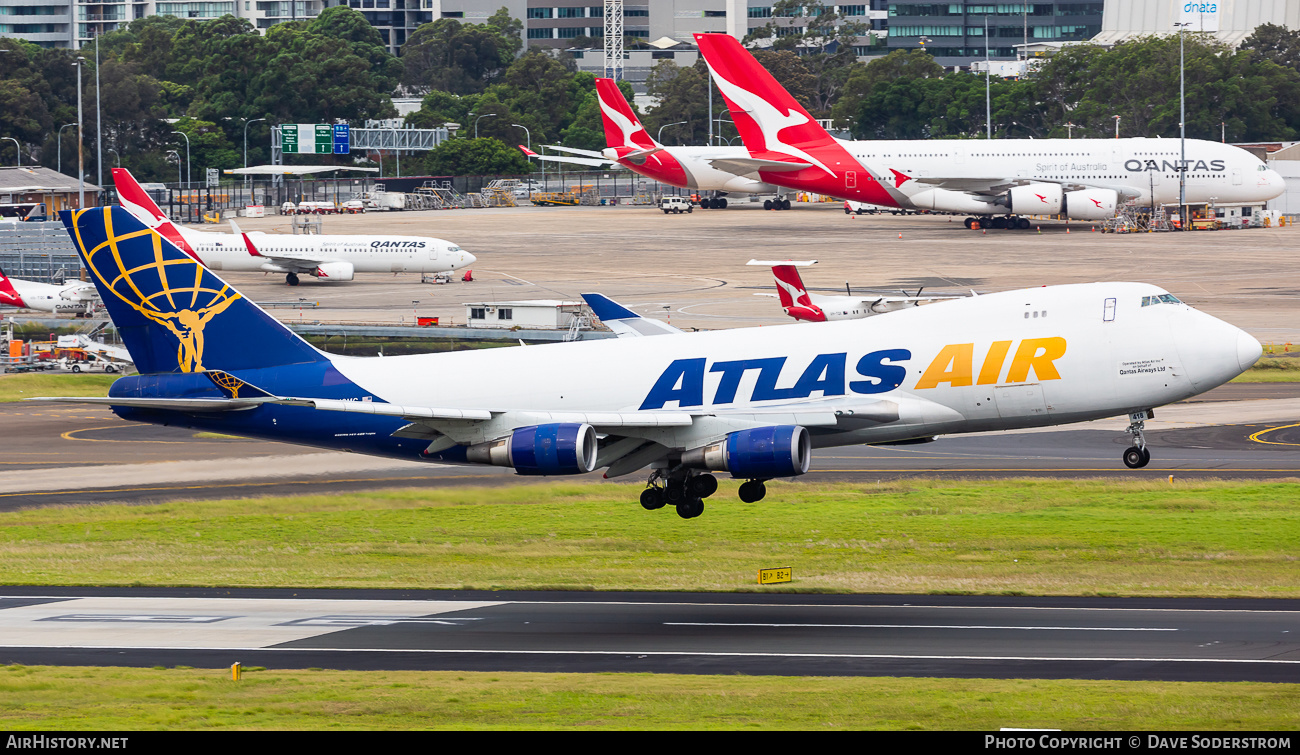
[{"left": 1123, "top": 410, "right": 1152, "bottom": 469}]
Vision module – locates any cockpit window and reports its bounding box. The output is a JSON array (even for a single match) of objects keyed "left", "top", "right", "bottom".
[{"left": 1141, "top": 294, "right": 1182, "bottom": 307}]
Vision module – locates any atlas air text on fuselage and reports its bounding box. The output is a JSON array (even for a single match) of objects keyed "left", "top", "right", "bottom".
[{"left": 640, "top": 338, "right": 1067, "bottom": 409}]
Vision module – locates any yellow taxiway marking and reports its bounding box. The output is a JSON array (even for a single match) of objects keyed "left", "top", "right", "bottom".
[
  {"left": 60, "top": 425, "right": 188, "bottom": 443},
  {"left": 1248, "top": 423, "right": 1300, "bottom": 447},
  {"left": 0, "top": 474, "right": 505, "bottom": 498}
]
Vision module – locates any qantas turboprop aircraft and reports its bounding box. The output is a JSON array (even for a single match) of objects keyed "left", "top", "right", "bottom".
[
  {"left": 694, "top": 34, "right": 1285, "bottom": 227},
  {"left": 749, "top": 260, "right": 962, "bottom": 322},
  {"left": 112, "top": 168, "right": 475, "bottom": 285},
  {"left": 43, "top": 206, "right": 1260, "bottom": 518},
  {"left": 0, "top": 268, "right": 97, "bottom": 314},
  {"left": 527, "top": 78, "right": 795, "bottom": 209}
]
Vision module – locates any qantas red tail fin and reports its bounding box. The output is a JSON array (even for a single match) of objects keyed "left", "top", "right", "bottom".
[
  {"left": 0, "top": 269, "right": 26, "bottom": 308},
  {"left": 693, "top": 34, "right": 839, "bottom": 174},
  {"left": 749, "top": 259, "right": 816, "bottom": 308},
  {"left": 595, "top": 78, "right": 658, "bottom": 151},
  {"left": 112, "top": 168, "right": 202, "bottom": 263}
]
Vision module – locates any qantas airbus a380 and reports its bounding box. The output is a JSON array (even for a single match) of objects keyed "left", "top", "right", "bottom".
[
  {"left": 112, "top": 168, "right": 475, "bottom": 285},
  {"left": 694, "top": 34, "right": 1285, "bottom": 226}
]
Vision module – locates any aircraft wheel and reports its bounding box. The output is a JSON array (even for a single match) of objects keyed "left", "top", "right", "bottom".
[
  {"left": 1017, "top": 217, "right": 1031, "bottom": 229},
  {"left": 689, "top": 473, "right": 718, "bottom": 499},
  {"left": 738, "top": 480, "right": 766, "bottom": 503},
  {"left": 781, "top": 199, "right": 791, "bottom": 210},
  {"left": 700, "top": 198, "right": 711, "bottom": 209},
  {"left": 1123, "top": 446, "right": 1150, "bottom": 469},
  {"left": 676, "top": 497, "right": 705, "bottom": 519},
  {"left": 718, "top": 198, "right": 727, "bottom": 208},
  {"left": 286, "top": 273, "right": 300, "bottom": 286},
  {"left": 664, "top": 480, "right": 686, "bottom": 504},
  {"left": 105, "top": 365, "right": 116, "bottom": 374},
  {"left": 640, "top": 487, "right": 666, "bottom": 510},
  {"left": 764, "top": 200, "right": 773, "bottom": 210},
  {"left": 964, "top": 217, "right": 974, "bottom": 229}
]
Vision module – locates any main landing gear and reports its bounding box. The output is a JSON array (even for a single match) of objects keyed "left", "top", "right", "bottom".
[
  {"left": 1123, "top": 410, "right": 1152, "bottom": 469},
  {"left": 698, "top": 195, "right": 728, "bottom": 209},
  {"left": 764, "top": 197, "right": 792, "bottom": 211},
  {"left": 286, "top": 272, "right": 300, "bottom": 286},
  {"left": 965, "top": 216, "right": 1031, "bottom": 230},
  {"left": 641, "top": 470, "right": 768, "bottom": 519}
]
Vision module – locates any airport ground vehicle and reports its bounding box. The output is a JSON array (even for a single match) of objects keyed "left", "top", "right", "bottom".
[{"left": 661, "top": 197, "right": 693, "bottom": 214}]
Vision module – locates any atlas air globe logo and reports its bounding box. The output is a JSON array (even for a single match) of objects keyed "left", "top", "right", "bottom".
[{"left": 75, "top": 207, "right": 241, "bottom": 373}]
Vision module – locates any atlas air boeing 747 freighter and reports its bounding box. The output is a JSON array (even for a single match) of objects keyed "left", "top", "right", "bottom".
[{"left": 39, "top": 207, "right": 1260, "bottom": 519}]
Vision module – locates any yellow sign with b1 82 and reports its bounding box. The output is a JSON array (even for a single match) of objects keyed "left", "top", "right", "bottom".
[{"left": 757, "top": 567, "right": 792, "bottom": 585}]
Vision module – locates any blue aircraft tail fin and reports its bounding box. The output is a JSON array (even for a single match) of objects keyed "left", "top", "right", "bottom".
[{"left": 61, "top": 206, "right": 326, "bottom": 375}]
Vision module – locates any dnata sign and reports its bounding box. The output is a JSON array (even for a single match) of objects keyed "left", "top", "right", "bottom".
[{"left": 1177, "top": 2, "right": 1219, "bottom": 33}]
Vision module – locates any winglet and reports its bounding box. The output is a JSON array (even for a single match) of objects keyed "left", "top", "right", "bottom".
[
  {"left": 240, "top": 232, "right": 265, "bottom": 258},
  {"left": 519, "top": 145, "right": 539, "bottom": 157},
  {"left": 580, "top": 293, "right": 683, "bottom": 338},
  {"left": 582, "top": 292, "right": 639, "bottom": 322}
]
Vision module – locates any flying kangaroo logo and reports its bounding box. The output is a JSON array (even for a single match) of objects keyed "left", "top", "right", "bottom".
[
  {"left": 597, "top": 90, "right": 655, "bottom": 150},
  {"left": 773, "top": 276, "right": 810, "bottom": 305},
  {"left": 1034, "top": 193, "right": 1049, "bottom": 204},
  {"left": 75, "top": 208, "right": 241, "bottom": 373},
  {"left": 708, "top": 70, "right": 837, "bottom": 178}
]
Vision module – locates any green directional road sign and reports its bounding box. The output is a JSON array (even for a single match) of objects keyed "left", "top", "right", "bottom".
[{"left": 281, "top": 124, "right": 338, "bottom": 154}]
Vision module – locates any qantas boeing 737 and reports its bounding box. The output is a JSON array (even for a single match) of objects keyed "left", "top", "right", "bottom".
[
  {"left": 40, "top": 206, "right": 1259, "bottom": 519},
  {"left": 0, "top": 269, "right": 97, "bottom": 315},
  {"left": 694, "top": 34, "right": 1285, "bottom": 226},
  {"left": 112, "top": 168, "right": 476, "bottom": 285}
]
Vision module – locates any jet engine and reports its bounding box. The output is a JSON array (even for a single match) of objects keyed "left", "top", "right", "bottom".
[
  {"left": 908, "top": 188, "right": 997, "bottom": 215},
  {"left": 312, "top": 261, "right": 355, "bottom": 281},
  {"left": 1005, "top": 183, "right": 1064, "bottom": 215},
  {"left": 1063, "top": 189, "right": 1118, "bottom": 220},
  {"left": 681, "top": 425, "right": 811, "bottom": 479},
  {"left": 466, "top": 423, "right": 598, "bottom": 476}
]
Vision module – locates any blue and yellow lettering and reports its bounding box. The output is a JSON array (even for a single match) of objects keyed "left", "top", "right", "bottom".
[
  {"left": 850, "top": 349, "right": 911, "bottom": 394},
  {"left": 710, "top": 358, "right": 784, "bottom": 404},
  {"left": 640, "top": 358, "right": 706, "bottom": 409}
]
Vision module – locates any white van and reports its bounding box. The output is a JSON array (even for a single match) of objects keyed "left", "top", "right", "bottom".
[{"left": 660, "top": 196, "right": 693, "bottom": 214}]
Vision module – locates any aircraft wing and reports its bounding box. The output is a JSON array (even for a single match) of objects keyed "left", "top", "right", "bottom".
[
  {"left": 704, "top": 157, "right": 812, "bottom": 175},
  {"left": 519, "top": 145, "right": 617, "bottom": 168},
  {"left": 913, "top": 176, "right": 1141, "bottom": 200},
  {"left": 581, "top": 293, "right": 683, "bottom": 338},
  {"left": 545, "top": 145, "right": 607, "bottom": 158}
]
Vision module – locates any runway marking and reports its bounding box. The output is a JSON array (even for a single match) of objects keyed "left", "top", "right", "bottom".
[
  {"left": 1248, "top": 423, "right": 1300, "bottom": 446},
  {"left": 0, "top": 644, "right": 1294, "bottom": 665},
  {"left": 664, "top": 622, "right": 1178, "bottom": 631}
]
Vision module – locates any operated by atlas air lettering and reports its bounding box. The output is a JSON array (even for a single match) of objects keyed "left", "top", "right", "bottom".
[
  {"left": 42, "top": 207, "right": 1261, "bottom": 520},
  {"left": 111, "top": 168, "right": 475, "bottom": 286},
  {"left": 694, "top": 34, "right": 1284, "bottom": 227}
]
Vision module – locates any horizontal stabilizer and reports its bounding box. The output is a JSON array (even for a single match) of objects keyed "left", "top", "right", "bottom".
[
  {"left": 27, "top": 396, "right": 266, "bottom": 412},
  {"left": 545, "top": 145, "right": 608, "bottom": 158},
  {"left": 748, "top": 259, "right": 817, "bottom": 267},
  {"left": 705, "top": 157, "right": 812, "bottom": 174}
]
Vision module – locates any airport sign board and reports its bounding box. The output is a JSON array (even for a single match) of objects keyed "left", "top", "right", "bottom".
[
  {"left": 1177, "top": 2, "right": 1219, "bottom": 33},
  {"left": 281, "top": 124, "right": 350, "bottom": 154}
]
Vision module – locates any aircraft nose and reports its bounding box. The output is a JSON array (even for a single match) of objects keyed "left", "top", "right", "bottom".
[
  {"left": 1236, "top": 329, "right": 1262, "bottom": 373},
  {"left": 462, "top": 251, "right": 477, "bottom": 266}
]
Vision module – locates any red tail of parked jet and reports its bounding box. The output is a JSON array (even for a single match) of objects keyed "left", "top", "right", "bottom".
[
  {"left": 751, "top": 260, "right": 826, "bottom": 322},
  {"left": 0, "top": 270, "right": 26, "bottom": 308},
  {"left": 693, "top": 33, "right": 900, "bottom": 208},
  {"left": 594, "top": 77, "right": 689, "bottom": 186},
  {"left": 112, "top": 168, "right": 202, "bottom": 262}
]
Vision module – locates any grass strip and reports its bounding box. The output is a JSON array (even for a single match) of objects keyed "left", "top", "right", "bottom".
[
  {"left": 0, "top": 666, "right": 1296, "bottom": 730},
  {"left": 2, "top": 479, "right": 1298, "bottom": 597},
  {"left": 1233, "top": 357, "right": 1300, "bottom": 382},
  {"left": 0, "top": 374, "right": 116, "bottom": 402}
]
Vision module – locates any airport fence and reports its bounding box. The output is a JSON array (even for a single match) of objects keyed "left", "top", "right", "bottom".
[
  {"left": 0, "top": 221, "right": 82, "bottom": 284},
  {"left": 106, "top": 171, "right": 696, "bottom": 221}
]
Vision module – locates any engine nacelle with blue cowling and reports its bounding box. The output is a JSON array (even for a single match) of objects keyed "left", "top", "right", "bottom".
[
  {"left": 681, "top": 425, "right": 811, "bottom": 479},
  {"left": 313, "top": 261, "right": 354, "bottom": 281},
  {"left": 466, "top": 423, "right": 597, "bottom": 476}
]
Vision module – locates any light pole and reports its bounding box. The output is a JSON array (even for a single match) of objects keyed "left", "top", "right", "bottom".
[
  {"left": 474, "top": 113, "right": 496, "bottom": 138},
  {"left": 1, "top": 137, "right": 18, "bottom": 166},
  {"left": 1175, "top": 21, "right": 1190, "bottom": 230},
  {"left": 1221, "top": 121, "right": 1225, "bottom": 143},
  {"left": 1064, "top": 122, "right": 1076, "bottom": 139},
  {"left": 984, "top": 15, "right": 992, "bottom": 139},
  {"left": 106, "top": 148, "right": 119, "bottom": 168},
  {"left": 1112, "top": 115, "right": 1120, "bottom": 139},
  {"left": 657, "top": 121, "right": 686, "bottom": 144},
  {"left": 166, "top": 150, "right": 181, "bottom": 185},
  {"left": 75, "top": 56, "right": 84, "bottom": 209},
  {"left": 57, "top": 123, "right": 75, "bottom": 174},
  {"left": 171, "top": 130, "right": 190, "bottom": 187},
  {"left": 95, "top": 31, "right": 102, "bottom": 194},
  {"left": 244, "top": 118, "right": 266, "bottom": 170}
]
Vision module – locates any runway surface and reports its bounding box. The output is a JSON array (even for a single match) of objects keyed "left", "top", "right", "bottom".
[
  {"left": 3, "top": 383, "right": 1300, "bottom": 509},
  {"left": 0, "top": 588, "right": 1295, "bottom": 681}
]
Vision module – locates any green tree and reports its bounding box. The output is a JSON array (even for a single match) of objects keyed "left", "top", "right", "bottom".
[
  {"left": 643, "top": 60, "right": 709, "bottom": 145},
  {"left": 1240, "top": 23, "right": 1300, "bottom": 76},
  {"left": 417, "top": 136, "right": 531, "bottom": 175},
  {"left": 743, "top": 0, "right": 871, "bottom": 113},
  {"left": 400, "top": 8, "right": 522, "bottom": 95},
  {"left": 831, "top": 49, "right": 943, "bottom": 129}
]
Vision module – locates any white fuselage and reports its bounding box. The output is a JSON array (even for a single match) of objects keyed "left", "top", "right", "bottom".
[
  {"left": 0, "top": 277, "right": 96, "bottom": 313},
  {"left": 326, "top": 282, "right": 1258, "bottom": 452},
  {"left": 842, "top": 137, "right": 1284, "bottom": 208},
  {"left": 176, "top": 227, "right": 475, "bottom": 275}
]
